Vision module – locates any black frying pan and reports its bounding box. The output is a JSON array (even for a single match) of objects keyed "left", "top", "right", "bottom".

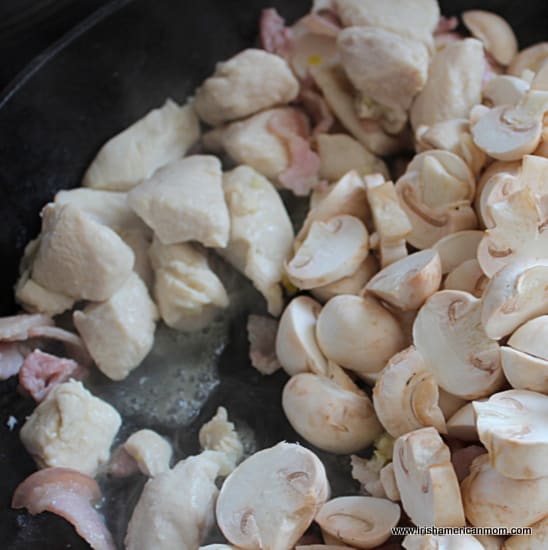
[{"left": 1, "top": 1, "right": 547, "bottom": 548}]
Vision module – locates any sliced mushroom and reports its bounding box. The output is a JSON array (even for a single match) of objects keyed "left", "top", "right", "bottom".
[
  {"left": 473, "top": 389, "right": 548, "bottom": 480},
  {"left": 501, "top": 346, "right": 548, "bottom": 393},
  {"left": 316, "top": 496, "right": 400, "bottom": 549},
  {"left": 432, "top": 231, "right": 483, "bottom": 275},
  {"left": 481, "top": 258, "right": 548, "bottom": 339},
  {"left": 462, "top": 10, "right": 518, "bottom": 66},
  {"left": 503, "top": 516, "right": 548, "bottom": 549},
  {"left": 443, "top": 260, "right": 488, "bottom": 298},
  {"left": 446, "top": 402, "right": 479, "bottom": 442},
  {"left": 372, "top": 346, "right": 446, "bottom": 438},
  {"left": 216, "top": 442, "right": 330, "bottom": 550},
  {"left": 461, "top": 453, "right": 548, "bottom": 528},
  {"left": 286, "top": 215, "right": 369, "bottom": 289},
  {"left": 379, "top": 463, "right": 400, "bottom": 502},
  {"left": 282, "top": 372, "right": 382, "bottom": 454},
  {"left": 365, "top": 250, "right": 441, "bottom": 311},
  {"left": 519, "top": 153, "right": 548, "bottom": 195},
  {"left": 413, "top": 290, "right": 504, "bottom": 399},
  {"left": 508, "top": 42, "right": 548, "bottom": 77},
  {"left": 483, "top": 75, "right": 530, "bottom": 107},
  {"left": 403, "top": 534, "right": 484, "bottom": 549},
  {"left": 437, "top": 390, "right": 468, "bottom": 420},
  {"left": 275, "top": 296, "right": 327, "bottom": 377},
  {"left": 316, "top": 295, "right": 405, "bottom": 379},
  {"left": 474, "top": 536, "right": 505, "bottom": 550},
  {"left": 393, "top": 427, "right": 466, "bottom": 527}
]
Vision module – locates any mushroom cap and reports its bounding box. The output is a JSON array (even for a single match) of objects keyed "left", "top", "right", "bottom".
[
  {"left": 393, "top": 427, "right": 465, "bottom": 527},
  {"left": 481, "top": 259, "right": 548, "bottom": 339},
  {"left": 315, "top": 496, "right": 400, "bottom": 550},
  {"left": 403, "top": 534, "right": 484, "bottom": 550},
  {"left": 216, "top": 442, "right": 330, "bottom": 550},
  {"left": 372, "top": 346, "right": 446, "bottom": 438},
  {"left": 446, "top": 402, "right": 479, "bottom": 442},
  {"left": 275, "top": 296, "right": 327, "bottom": 377},
  {"left": 365, "top": 249, "right": 442, "bottom": 311},
  {"left": 286, "top": 215, "right": 369, "bottom": 289},
  {"left": 508, "top": 314, "right": 548, "bottom": 359},
  {"left": 282, "top": 373, "right": 382, "bottom": 454},
  {"left": 432, "top": 231, "right": 483, "bottom": 275},
  {"left": 379, "top": 463, "right": 400, "bottom": 502},
  {"left": 500, "top": 346, "right": 548, "bottom": 393},
  {"left": 503, "top": 516, "right": 548, "bottom": 549},
  {"left": 461, "top": 453, "right": 548, "bottom": 528},
  {"left": 462, "top": 10, "right": 518, "bottom": 66},
  {"left": 508, "top": 42, "right": 548, "bottom": 77},
  {"left": 483, "top": 75, "right": 530, "bottom": 107},
  {"left": 413, "top": 290, "right": 504, "bottom": 399},
  {"left": 443, "top": 259, "right": 488, "bottom": 298},
  {"left": 316, "top": 295, "right": 406, "bottom": 377},
  {"left": 473, "top": 389, "right": 548, "bottom": 479}
]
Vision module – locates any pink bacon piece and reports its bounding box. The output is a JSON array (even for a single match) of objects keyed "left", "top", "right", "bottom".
[
  {"left": 12, "top": 467, "right": 116, "bottom": 550},
  {"left": 260, "top": 8, "right": 294, "bottom": 59},
  {"left": 247, "top": 314, "right": 281, "bottom": 375}
]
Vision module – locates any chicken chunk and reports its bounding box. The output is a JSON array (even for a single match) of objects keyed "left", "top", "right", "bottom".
[
  {"left": 123, "top": 429, "right": 173, "bottom": 477},
  {"left": 20, "top": 380, "right": 121, "bottom": 476},
  {"left": 219, "top": 166, "right": 295, "bottom": 316},
  {"left": 148, "top": 237, "right": 229, "bottom": 331},
  {"left": 31, "top": 204, "right": 135, "bottom": 302},
  {"left": 193, "top": 49, "right": 299, "bottom": 126},
  {"left": 16, "top": 270, "right": 75, "bottom": 316},
  {"left": 128, "top": 155, "right": 230, "bottom": 247},
  {"left": 83, "top": 99, "right": 200, "bottom": 191},
  {"left": 73, "top": 273, "right": 158, "bottom": 381}
]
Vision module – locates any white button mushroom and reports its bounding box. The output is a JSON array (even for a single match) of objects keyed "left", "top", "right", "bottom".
[
  {"left": 431, "top": 230, "right": 483, "bottom": 275},
  {"left": 216, "top": 442, "right": 330, "bottom": 550},
  {"left": 413, "top": 290, "right": 504, "bottom": 399},
  {"left": 316, "top": 295, "right": 406, "bottom": 379},
  {"left": 483, "top": 75, "right": 530, "bottom": 107},
  {"left": 315, "top": 496, "right": 400, "bottom": 550},
  {"left": 123, "top": 429, "right": 173, "bottom": 477},
  {"left": 83, "top": 99, "right": 200, "bottom": 191},
  {"left": 73, "top": 272, "right": 158, "bottom": 381},
  {"left": 380, "top": 463, "right": 400, "bottom": 502},
  {"left": 148, "top": 237, "right": 228, "bottom": 332},
  {"left": 443, "top": 259, "right": 488, "bottom": 298},
  {"left": 219, "top": 165, "right": 294, "bottom": 316},
  {"left": 503, "top": 516, "right": 548, "bottom": 549},
  {"left": 282, "top": 372, "right": 382, "bottom": 454},
  {"left": 473, "top": 389, "right": 548, "bottom": 480},
  {"left": 393, "top": 427, "right": 466, "bottom": 527},
  {"left": 20, "top": 380, "right": 121, "bottom": 476},
  {"left": 446, "top": 402, "right": 479, "bottom": 442},
  {"left": 508, "top": 42, "right": 548, "bottom": 77},
  {"left": 193, "top": 49, "right": 299, "bottom": 126},
  {"left": 372, "top": 346, "right": 446, "bottom": 438},
  {"left": 286, "top": 215, "right": 369, "bottom": 289},
  {"left": 403, "top": 534, "right": 484, "bottom": 550},
  {"left": 128, "top": 155, "right": 230, "bottom": 247}
]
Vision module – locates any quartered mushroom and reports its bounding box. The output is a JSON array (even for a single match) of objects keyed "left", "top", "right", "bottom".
[
  {"left": 473, "top": 389, "right": 548, "bottom": 480},
  {"left": 432, "top": 231, "right": 483, "bottom": 275},
  {"left": 365, "top": 249, "right": 442, "bottom": 311},
  {"left": 443, "top": 259, "right": 488, "bottom": 298},
  {"left": 503, "top": 516, "right": 548, "bottom": 549},
  {"left": 508, "top": 42, "right": 548, "bottom": 77},
  {"left": 372, "top": 346, "right": 446, "bottom": 438},
  {"left": 216, "top": 442, "right": 330, "bottom": 550},
  {"left": 413, "top": 290, "right": 504, "bottom": 399},
  {"left": 461, "top": 453, "right": 548, "bottom": 528},
  {"left": 462, "top": 10, "right": 518, "bottom": 66},
  {"left": 315, "top": 496, "right": 400, "bottom": 549},
  {"left": 282, "top": 372, "right": 382, "bottom": 454},
  {"left": 481, "top": 258, "right": 548, "bottom": 339},
  {"left": 446, "top": 402, "right": 479, "bottom": 442},
  {"left": 275, "top": 295, "right": 327, "bottom": 376},
  {"left": 379, "top": 463, "right": 400, "bottom": 502},
  {"left": 483, "top": 75, "right": 530, "bottom": 107},
  {"left": 393, "top": 427, "right": 466, "bottom": 527},
  {"left": 316, "top": 295, "right": 405, "bottom": 379},
  {"left": 286, "top": 215, "right": 369, "bottom": 289}
]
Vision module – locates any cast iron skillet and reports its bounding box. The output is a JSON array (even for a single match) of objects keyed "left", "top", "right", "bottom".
[{"left": 0, "top": 1, "right": 547, "bottom": 548}]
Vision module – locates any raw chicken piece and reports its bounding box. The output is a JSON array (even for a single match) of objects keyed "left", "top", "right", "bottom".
[
  {"left": 219, "top": 166, "right": 295, "bottom": 316},
  {"left": 0, "top": 313, "right": 53, "bottom": 341},
  {"left": 12, "top": 467, "right": 115, "bottom": 550},
  {"left": 246, "top": 314, "right": 281, "bottom": 375},
  {"left": 20, "top": 380, "right": 121, "bottom": 476},
  {"left": 83, "top": 99, "right": 200, "bottom": 191},
  {"left": 149, "top": 237, "right": 228, "bottom": 331},
  {"left": 118, "top": 227, "right": 154, "bottom": 289},
  {"left": 194, "top": 49, "right": 299, "bottom": 126},
  {"left": 32, "top": 204, "right": 134, "bottom": 302},
  {"left": 128, "top": 155, "right": 230, "bottom": 247},
  {"left": 123, "top": 429, "right": 173, "bottom": 477},
  {"left": 73, "top": 273, "right": 158, "bottom": 381}
]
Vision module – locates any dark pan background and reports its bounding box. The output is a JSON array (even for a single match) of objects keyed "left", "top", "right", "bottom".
[{"left": 0, "top": 1, "right": 547, "bottom": 548}]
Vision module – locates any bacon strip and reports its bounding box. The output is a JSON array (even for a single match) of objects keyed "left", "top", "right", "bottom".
[
  {"left": 260, "top": 8, "right": 294, "bottom": 59},
  {"left": 247, "top": 315, "right": 281, "bottom": 375},
  {"left": 12, "top": 467, "right": 116, "bottom": 550},
  {"left": 0, "top": 314, "right": 53, "bottom": 341}
]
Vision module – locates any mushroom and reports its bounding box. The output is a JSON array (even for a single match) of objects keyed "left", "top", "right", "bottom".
[
  {"left": 219, "top": 165, "right": 294, "bottom": 316},
  {"left": 483, "top": 75, "right": 530, "bottom": 107},
  {"left": 462, "top": 10, "right": 518, "bottom": 66},
  {"left": 286, "top": 215, "right": 369, "bottom": 289},
  {"left": 282, "top": 372, "right": 382, "bottom": 454},
  {"left": 461, "top": 453, "right": 548, "bottom": 528},
  {"left": 481, "top": 258, "right": 548, "bottom": 339},
  {"left": 372, "top": 346, "right": 446, "bottom": 438},
  {"left": 508, "top": 42, "right": 548, "bottom": 77},
  {"left": 503, "top": 516, "right": 548, "bottom": 549},
  {"left": 393, "top": 427, "right": 466, "bottom": 527},
  {"left": 275, "top": 295, "right": 327, "bottom": 377},
  {"left": 474, "top": 536, "right": 505, "bottom": 550},
  {"left": 437, "top": 390, "right": 468, "bottom": 420},
  {"left": 316, "top": 295, "right": 406, "bottom": 379},
  {"left": 83, "top": 99, "right": 200, "bottom": 191},
  {"left": 216, "top": 442, "right": 330, "bottom": 550},
  {"left": 379, "top": 463, "right": 400, "bottom": 502},
  {"left": 410, "top": 39, "right": 484, "bottom": 131},
  {"left": 365, "top": 249, "right": 442, "bottom": 311},
  {"left": 315, "top": 496, "right": 401, "bottom": 549},
  {"left": 432, "top": 231, "right": 483, "bottom": 275},
  {"left": 446, "top": 402, "right": 479, "bottom": 442},
  {"left": 395, "top": 151, "right": 477, "bottom": 250},
  {"left": 443, "top": 260, "right": 488, "bottom": 298},
  {"left": 473, "top": 389, "right": 548, "bottom": 480},
  {"left": 413, "top": 290, "right": 504, "bottom": 399},
  {"left": 193, "top": 49, "right": 299, "bottom": 126},
  {"left": 403, "top": 534, "right": 484, "bottom": 550}
]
